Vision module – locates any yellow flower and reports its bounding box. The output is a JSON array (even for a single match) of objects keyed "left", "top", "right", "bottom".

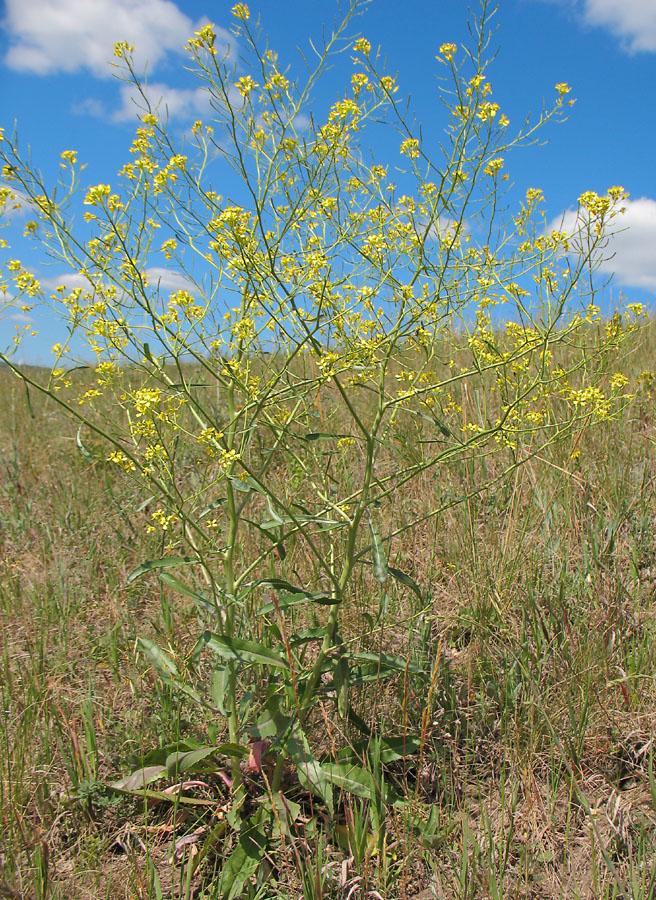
[
  {"left": 236, "top": 75, "right": 258, "bottom": 98},
  {"left": 107, "top": 450, "right": 136, "bottom": 472},
  {"left": 84, "top": 184, "right": 111, "bottom": 206},
  {"left": 150, "top": 508, "right": 178, "bottom": 531},
  {"left": 400, "top": 138, "right": 420, "bottom": 159},
  {"left": 354, "top": 37, "right": 371, "bottom": 55},
  {"left": 439, "top": 43, "right": 457, "bottom": 61},
  {"left": 231, "top": 3, "right": 250, "bottom": 20},
  {"left": 484, "top": 157, "right": 504, "bottom": 176},
  {"left": 113, "top": 41, "right": 134, "bottom": 58},
  {"left": 609, "top": 372, "right": 629, "bottom": 391},
  {"left": 78, "top": 389, "right": 102, "bottom": 405}
]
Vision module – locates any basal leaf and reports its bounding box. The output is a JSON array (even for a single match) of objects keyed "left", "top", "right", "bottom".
[
  {"left": 286, "top": 734, "right": 333, "bottom": 814},
  {"left": 110, "top": 765, "right": 166, "bottom": 792}
]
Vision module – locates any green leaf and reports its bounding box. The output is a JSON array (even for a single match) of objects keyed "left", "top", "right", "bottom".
[
  {"left": 166, "top": 747, "right": 216, "bottom": 776},
  {"left": 289, "top": 626, "right": 329, "bottom": 647},
  {"left": 261, "top": 793, "right": 302, "bottom": 839},
  {"left": 138, "top": 638, "right": 180, "bottom": 679},
  {"left": 128, "top": 556, "right": 196, "bottom": 585},
  {"left": 368, "top": 517, "right": 389, "bottom": 584},
  {"left": 135, "top": 495, "right": 155, "bottom": 513},
  {"left": 165, "top": 744, "right": 247, "bottom": 776},
  {"left": 302, "top": 432, "right": 350, "bottom": 441},
  {"left": 76, "top": 426, "right": 93, "bottom": 460},
  {"left": 321, "top": 762, "right": 379, "bottom": 800},
  {"left": 228, "top": 474, "right": 265, "bottom": 494},
  {"left": 249, "top": 700, "right": 293, "bottom": 743},
  {"left": 257, "top": 590, "right": 338, "bottom": 616},
  {"left": 159, "top": 572, "right": 216, "bottom": 615},
  {"left": 254, "top": 578, "right": 337, "bottom": 606},
  {"left": 210, "top": 665, "right": 229, "bottom": 715},
  {"left": 335, "top": 735, "right": 422, "bottom": 765},
  {"left": 129, "top": 739, "right": 202, "bottom": 767},
  {"left": 347, "top": 650, "right": 425, "bottom": 676},
  {"left": 201, "top": 632, "right": 288, "bottom": 669},
  {"left": 110, "top": 765, "right": 166, "bottom": 792},
  {"left": 260, "top": 513, "right": 339, "bottom": 530},
  {"left": 334, "top": 655, "right": 350, "bottom": 719},
  {"left": 199, "top": 498, "right": 226, "bottom": 517},
  {"left": 109, "top": 786, "right": 215, "bottom": 806},
  {"left": 286, "top": 734, "right": 333, "bottom": 814},
  {"left": 388, "top": 566, "right": 423, "bottom": 601},
  {"left": 218, "top": 811, "right": 268, "bottom": 900},
  {"left": 137, "top": 638, "right": 206, "bottom": 705}
]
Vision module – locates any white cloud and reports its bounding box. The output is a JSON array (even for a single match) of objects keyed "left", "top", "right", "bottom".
[
  {"left": 582, "top": 0, "right": 656, "bottom": 52},
  {"left": 0, "top": 183, "right": 32, "bottom": 219},
  {"left": 41, "top": 268, "right": 198, "bottom": 299},
  {"left": 2, "top": 0, "right": 231, "bottom": 77},
  {"left": 113, "top": 81, "right": 212, "bottom": 123},
  {"left": 71, "top": 97, "right": 107, "bottom": 118},
  {"left": 146, "top": 267, "right": 197, "bottom": 292},
  {"left": 5, "top": 311, "right": 35, "bottom": 325},
  {"left": 532, "top": 0, "right": 656, "bottom": 52},
  {"left": 553, "top": 197, "right": 656, "bottom": 291}
]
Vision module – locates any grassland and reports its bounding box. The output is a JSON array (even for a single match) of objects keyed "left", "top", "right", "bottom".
[{"left": 1, "top": 322, "right": 656, "bottom": 900}]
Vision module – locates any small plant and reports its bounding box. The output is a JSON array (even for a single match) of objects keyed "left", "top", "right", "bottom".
[{"left": 0, "top": 0, "right": 644, "bottom": 893}]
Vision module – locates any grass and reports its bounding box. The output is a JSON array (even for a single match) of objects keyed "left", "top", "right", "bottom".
[{"left": 1, "top": 322, "right": 656, "bottom": 899}]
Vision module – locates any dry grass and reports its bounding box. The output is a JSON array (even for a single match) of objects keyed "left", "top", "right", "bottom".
[{"left": 1, "top": 323, "right": 656, "bottom": 899}]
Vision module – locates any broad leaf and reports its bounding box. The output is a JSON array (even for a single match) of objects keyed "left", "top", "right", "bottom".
[
  {"left": 368, "top": 517, "right": 389, "bottom": 584},
  {"left": 137, "top": 638, "right": 206, "bottom": 705},
  {"left": 388, "top": 566, "right": 423, "bottom": 601},
  {"left": 159, "top": 572, "right": 216, "bottom": 615},
  {"left": 347, "top": 650, "right": 424, "bottom": 675},
  {"left": 321, "top": 762, "right": 379, "bottom": 800},
  {"left": 334, "top": 655, "right": 350, "bottom": 718},
  {"left": 110, "top": 765, "right": 166, "bottom": 792},
  {"left": 201, "top": 632, "right": 288, "bottom": 669},
  {"left": 218, "top": 811, "right": 268, "bottom": 900},
  {"left": 128, "top": 556, "right": 195, "bottom": 584},
  {"left": 166, "top": 747, "right": 219, "bottom": 776},
  {"left": 286, "top": 733, "right": 333, "bottom": 814},
  {"left": 335, "top": 735, "right": 422, "bottom": 765}
]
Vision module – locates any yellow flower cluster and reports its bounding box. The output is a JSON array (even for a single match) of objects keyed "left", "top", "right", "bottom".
[
  {"left": 147, "top": 508, "right": 178, "bottom": 532},
  {"left": 399, "top": 138, "right": 420, "bottom": 159},
  {"left": 107, "top": 449, "right": 136, "bottom": 472},
  {"left": 197, "top": 426, "right": 225, "bottom": 457}
]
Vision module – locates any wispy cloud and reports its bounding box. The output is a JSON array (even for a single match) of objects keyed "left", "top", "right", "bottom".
[
  {"left": 112, "top": 81, "right": 213, "bottom": 123},
  {"left": 553, "top": 196, "right": 656, "bottom": 292},
  {"left": 40, "top": 272, "right": 97, "bottom": 293},
  {"left": 146, "top": 267, "right": 197, "bottom": 293},
  {"left": 40, "top": 268, "right": 198, "bottom": 297},
  {"left": 531, "top": 0, "right": 656, "bottom": 53},
  {"left": 0, "top": 183, "right": 32, "bottom": 219},
  {"left": 2, "top": 0, "right": 231, "bottom": 77},
  {"left": 583, "top": 0, "right": 656, "bottom": 53}
]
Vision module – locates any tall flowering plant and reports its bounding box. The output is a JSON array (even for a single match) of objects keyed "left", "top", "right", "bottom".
[{"left": 0, "top": 1, "right": 642, "bottom": 889}]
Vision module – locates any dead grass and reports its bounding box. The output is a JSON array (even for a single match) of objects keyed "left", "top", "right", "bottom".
[{"left": 1, "top": 323, "right": 656, "bottom": 899}]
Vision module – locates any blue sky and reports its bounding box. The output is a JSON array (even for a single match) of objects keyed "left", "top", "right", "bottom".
[{"left": 1, "top": 0, "right": 655, "bottom": 363}]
